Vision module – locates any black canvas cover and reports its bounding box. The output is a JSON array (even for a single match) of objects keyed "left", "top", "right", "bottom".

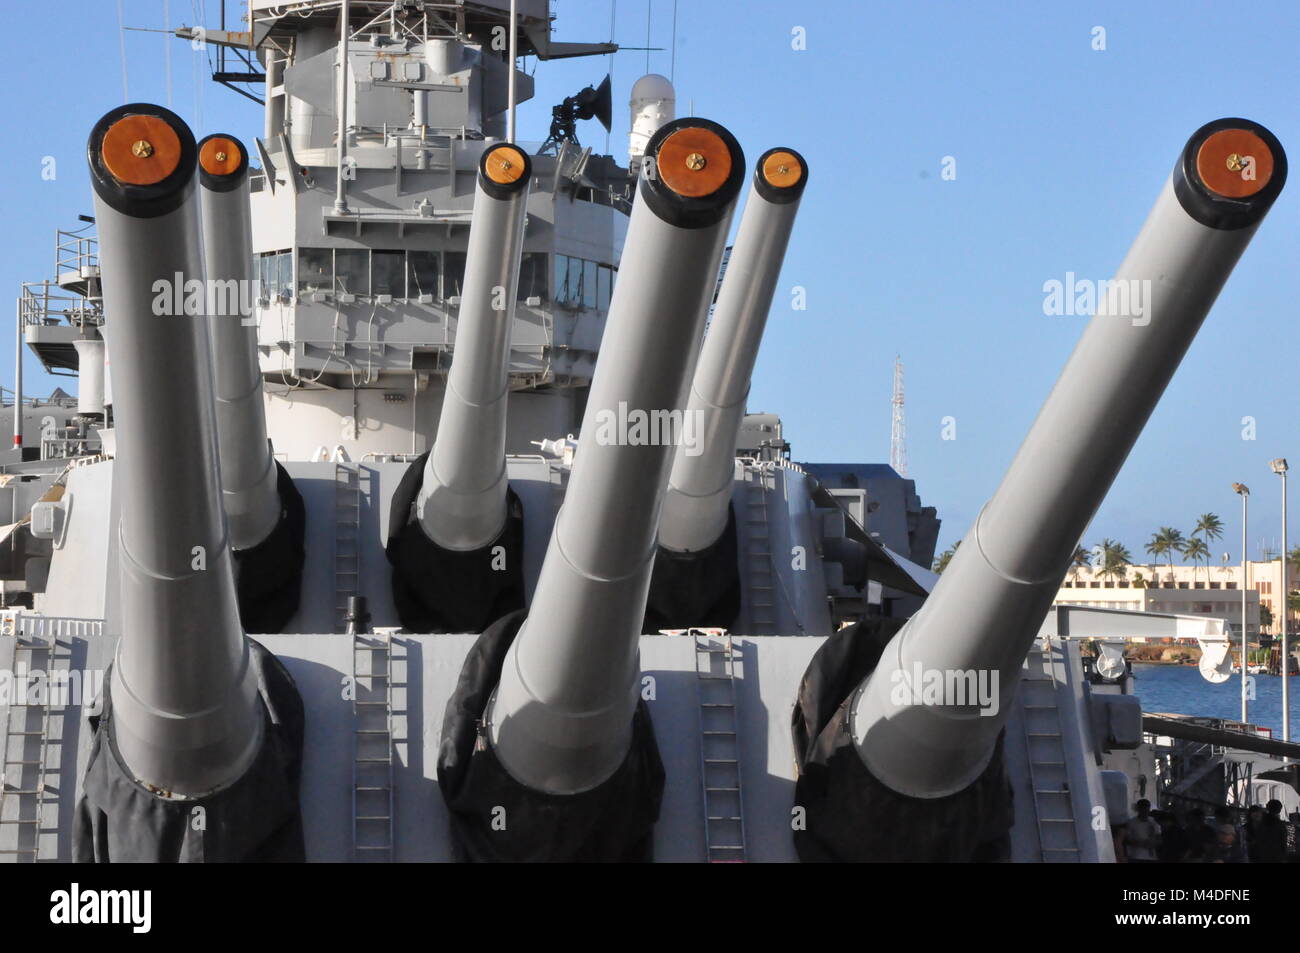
[
  {"left": 644, "top": 504, "right": 741, "bottom": 631},
  {"left": 232, "top": 461, "right": 306, "bottom": 633},
  {"left": 385, "top": 452, "right": 525, "bottom": 633},
  {"left": 791, "top": 619, "right": 1014, "bottom": 862},
  {"left": 437, "top": 610, "right": 665, "bottom": 862},
  {"left": 73, "top": 638, "right": 306, "bottom": 863}
]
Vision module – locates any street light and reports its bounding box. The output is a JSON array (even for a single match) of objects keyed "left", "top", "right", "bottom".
[
  {"left": 1272, "top": 458, "right": 1290, "bottom": 743},
  {"left": 1233, "top": 482, "right": 1250, "bottom": 723}
]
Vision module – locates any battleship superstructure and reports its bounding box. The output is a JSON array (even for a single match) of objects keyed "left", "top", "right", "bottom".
[{"left": 0, "top": 0, "right": 1288, "bottom": 863}]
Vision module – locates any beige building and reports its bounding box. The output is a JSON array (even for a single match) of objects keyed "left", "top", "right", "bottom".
[{"left": 1054, "top": 559, "right": 1293, "bottom": 641}]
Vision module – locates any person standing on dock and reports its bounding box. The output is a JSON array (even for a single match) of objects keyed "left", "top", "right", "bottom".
[
  {"left": 1252, "top": 800, "right": 1288, "bottom": 863},
  {"left": 1124, "top": 800, "right": 1162, "bottom": 863}
]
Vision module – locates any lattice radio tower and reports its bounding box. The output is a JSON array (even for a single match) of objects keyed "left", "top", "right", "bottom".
[{"left": 890, "top": 355, "right": 908, "bottom": 477}]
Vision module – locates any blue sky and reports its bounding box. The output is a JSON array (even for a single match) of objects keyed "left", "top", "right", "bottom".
[{"left": 4, "top": 0, "right": 1297, "bottom": 563}]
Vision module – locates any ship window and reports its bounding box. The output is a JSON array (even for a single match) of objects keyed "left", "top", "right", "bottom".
[
  {"left": 408, "top": 251, "right": 439, "bottom": 298},
  {"left": 598, "top": 265, "right": 612, "bottom": 311},
  {"left": 277, "top": 252, "right": 292, "bottom": 298},
  {"left": 297, "top": 247, "right": 332, "bottom": 294},
  {"left": 517, "top": 252, "right": 548, "bottom": 302},
  {"left": 335, "top": 249, "right": 369, "bottom": 296},
  {"left": 582, "top": 259, "right": 598, "bottom": 310},
  {"left": 372, "top": 250, "right": 405, "bottom": 298},
  {"left": 444, "top": 252, "right": 467, "bottom": 298},
  {"left": 553, "top": 254, "right": 574, "bottom": 307},
  {"left": 256, "top": 254, "right": 273, "bottom": 298}
]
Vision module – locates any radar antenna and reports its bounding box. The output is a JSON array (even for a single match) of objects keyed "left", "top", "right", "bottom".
[{"left": 890, "top": 354, "right": 908, "bottom": 477}]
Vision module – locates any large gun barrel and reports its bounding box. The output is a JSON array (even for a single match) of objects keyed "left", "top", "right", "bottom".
[
  {"left": 197, "top": 134, "right": 281, "bottom": 552},
  {"left": 417, "top": 143, "right": 531, "bottom": 550},
  {"left": 485, "top": 119, "right": 745, "bottom": 794},
  {"left": 88, "top": 105, "right": 263, "bottom": 795},
  {"left": 658, "top": 148, "right": 807, "bottom": 553},
  {"left": 852, "top": 119, "right": 1287, "bottom": 799},
  {"left": 197, "top": 133, "right": 305, "bottom": 634}
]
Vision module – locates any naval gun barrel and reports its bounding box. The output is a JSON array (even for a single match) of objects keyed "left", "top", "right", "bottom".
[
  {"left": 659, "top": 147, "right": 807, "bottom": 553},
  {"left": 88, "top": 105, "right": 262, "bottom": 795},
  {"left": 852, "top": 119, "right": 1287, "bottom": 799},
  {"left": 197, "top": 134, "right": 281, "bottom": 552},
  {"left": 417, "top": 143, "right": 532, "bottom": 550},
  {"left": 486, "top": 119, "right": 745, "bottom": 793}
]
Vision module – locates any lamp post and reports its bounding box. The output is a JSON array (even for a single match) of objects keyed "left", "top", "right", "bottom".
[
  {"left": 1233, "top": 482, "right": 1251, "bottom": 722},
  {"left": 1272, "top": 459, "right": 1290, "bottom": 743}
]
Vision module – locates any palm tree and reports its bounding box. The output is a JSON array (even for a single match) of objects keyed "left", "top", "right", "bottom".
[
  {"left": 933, "top": 540, "right": 959, "bottom": 574},
  {"left": 1145, "top": 527, "right": 1186, "bottom": 584},
  {"left": 1069, "top": 545, "right": 1091, "bottom": 583},
  {"left": 1144, "top": 533, "right": 1168, "bottom": 576},
  {"left": 1159, "top": 527, "right": 1185, "bottom": 568},
  {"left": 1098, "top": 539, "right": 1132, "bottom": 583},
  {"left": 1182, "top": 537, "right": 1210, "bottom": 587},
  {"left": 1194, "top": 512, "right": 1225, "bottom": 547}
]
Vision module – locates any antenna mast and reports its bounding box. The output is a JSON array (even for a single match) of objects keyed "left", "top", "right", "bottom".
[{"left": 890, "top": 355, "right": 908, "bottom": 477}]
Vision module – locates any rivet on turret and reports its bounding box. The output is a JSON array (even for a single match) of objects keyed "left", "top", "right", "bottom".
[
  {"left": 685, "top": 152, "right": 706, "bottom": 171},
  {"left": 132, "top": 140, "right": 154, "bottom": 159}
]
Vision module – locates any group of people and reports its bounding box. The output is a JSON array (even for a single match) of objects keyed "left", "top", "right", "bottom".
[{"left": 1118, "top": 798, "right": 1292, "bottom": 863}]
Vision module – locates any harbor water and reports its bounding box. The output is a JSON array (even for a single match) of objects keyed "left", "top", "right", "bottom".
[{"left": 1131, "top": 662, "right": 1293, "bottom": 738}]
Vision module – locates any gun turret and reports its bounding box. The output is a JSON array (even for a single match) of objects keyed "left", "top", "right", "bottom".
[
  {"left": 646, "top": 148, "right": 807, "bottom": 630},
  {"left": 794, "top": 118, "right": 1285, "bottom": 862},
  {"left": 386, "top": 143, "right": 531, "bottom": 632},
  {"left": 853, "top": 118, "right": 1286, "bottom": 798},
  {"left": 658, "top": 148, "right": 807, "bottom": 555},
  {"left": 418, "top": 143, "right": 531, "bottom": 550},
  {"left": 197, "top": 133, "right": 306, "bottom": 633},
  {"left": 439, "top": 119, "right": 745, "bottom": 860},
  {"left": 75, "top": 105, "right": 303, "bottom": 862}
]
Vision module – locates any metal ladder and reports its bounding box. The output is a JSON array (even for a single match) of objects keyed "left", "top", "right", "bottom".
[
  {"left": 351, "top": 633, "right": 395, "bottom": 861},
  {"left": 334, "top": 462, "right": 363, "bottom": 633},
  {"left": 694, "top": 631, "right": 747, "bottom": 862},
  {"left": 743, "top": 472, "right": 776, "bottom": 633},
  {"left": 1019, "top": 639, "right": 1081, "bottom": 862},
  {"left": 0, "top": 635, "right": 68, "bottom": 862}
]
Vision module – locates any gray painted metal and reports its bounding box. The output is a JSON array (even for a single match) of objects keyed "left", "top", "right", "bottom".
[
  {"left": 852, "top": 172, "right": 1277, "bottom": 799},
  {"left": 12, "top": 298, "right": 21, "bottom": 450},
  {"left": 72, "top": 338, "right": 106, "bottom": 418},
  {"left": 416, "top": 155, "right": 530, "bottom": 550},
  {"left": 659, "top": 174, "right": 803, "bottom": 553},
  {"left": 91, "top": 149, "right": 262, "bottom": 796},
  {"left": 486, "top": 153, "right": 738, "bottom": 794},
  {"left": 200, "top": 157, "right": 281, "bottom": 551},
  {"left": 1, "top": 627, "right": 1127, "bottom": 862}
]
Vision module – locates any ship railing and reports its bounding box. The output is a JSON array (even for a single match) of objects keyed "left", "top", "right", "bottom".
[
  {"left": 0, "top": 388, "right": 78, "bottom": 411},
  {"left": 0, "top": 613, "right": 104, "bottom": 639},
  {"left": 19, "top": 282, "right": 102, "bottom": 332},
  {"left": 54, "top": 231, "right": 98, "bottom": 284},
  {"left": 40, "top": 436, "right": 97, "bottom": 461}
]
